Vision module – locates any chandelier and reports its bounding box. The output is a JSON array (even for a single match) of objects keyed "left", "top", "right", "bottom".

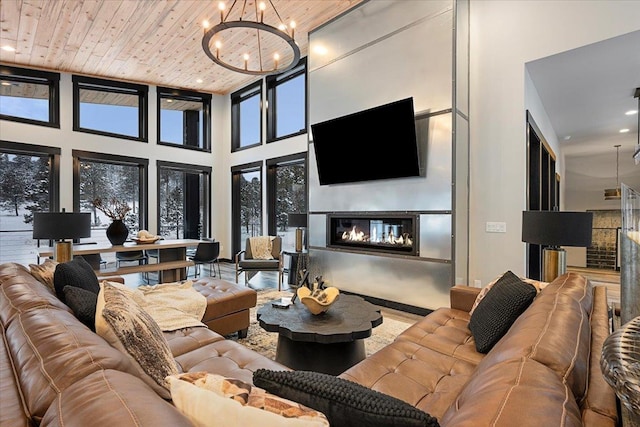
[
  {"left": 201, "top": 0, "right": 301, "bottom": 76},
  {"left": 604, "top": 144, "right": 622, "bottom": 200}
]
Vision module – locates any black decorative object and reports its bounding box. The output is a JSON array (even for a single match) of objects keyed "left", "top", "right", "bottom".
[
  {"left": 522, "top": 210, "right": 593, "bottom": 282},
  {"left": 106, "top": 219, "right": 129, "bottom": 245},
  {"left": 53, "top": 256, "right": 100, "bottom": 303}
]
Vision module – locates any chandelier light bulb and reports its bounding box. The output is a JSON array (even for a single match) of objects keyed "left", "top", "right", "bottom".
[
  {"left": 273, "top": 52, "right": 280, "bottom": 69},
  {"left": 218, "top": 1, "right": 225, "bottom": 22},
  {"left": 290, "top": 20, "right": 296, "bottom": 39},
  {"left": 202, "top": 20, "right": 210, "bottom": 29}
]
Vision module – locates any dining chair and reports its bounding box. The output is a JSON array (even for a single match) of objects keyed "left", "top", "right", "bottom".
[{"left": 188, "top": 241, "right": 221, "bottom": 278}]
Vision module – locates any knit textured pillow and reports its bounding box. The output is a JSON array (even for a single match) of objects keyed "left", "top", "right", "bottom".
[
  {"left": 63, "top": 285, "right": 98, "bottom": 331},
  {"left": 53, "top": 256, "right": 100, "bottom": 303},
  {"left": 253, "top": 369, "right": 440, "bottom": 427},
  {"left": 468, "top": 270, "right": 537, "bottom": 353}
]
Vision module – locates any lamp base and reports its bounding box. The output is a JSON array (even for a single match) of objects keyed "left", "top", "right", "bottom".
[
  {"left": 295, "top": 228, "right": 303, "bottom": 252},
  {"left": 54, "top": 241, "right": 73, "bottom": 263},
  {"left": 543, "top": 247, "right": 566, "bottom": 282}
]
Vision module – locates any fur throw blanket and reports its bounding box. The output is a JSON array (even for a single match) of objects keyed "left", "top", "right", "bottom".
[
  {"left": 249, "top": 236, "right": 274, "bottom": 259},
  {"left": 133, "top": 280, "right": 207, "bottom": 331}
]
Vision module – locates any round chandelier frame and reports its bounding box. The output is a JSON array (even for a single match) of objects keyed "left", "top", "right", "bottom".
[{"left": 201, "top": 1, "right": 301, "bottom": 76}]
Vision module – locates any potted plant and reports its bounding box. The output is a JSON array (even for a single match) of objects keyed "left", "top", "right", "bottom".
[{"left": 92, "top": 197, "right": 132, "bottom": 245}]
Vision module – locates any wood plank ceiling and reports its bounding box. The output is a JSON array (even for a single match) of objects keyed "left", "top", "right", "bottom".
[{"left": 0, "top": 0, "right": 363, "bottom": 95}]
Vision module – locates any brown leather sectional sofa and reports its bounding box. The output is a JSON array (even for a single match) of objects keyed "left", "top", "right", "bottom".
[{"left": 1, "top": 261, "right": 618, "bottom": 426}]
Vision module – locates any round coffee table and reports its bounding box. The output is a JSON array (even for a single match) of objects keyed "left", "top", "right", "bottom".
[{"left": 257, "top": 294, "right": 382, "bottom": 375}]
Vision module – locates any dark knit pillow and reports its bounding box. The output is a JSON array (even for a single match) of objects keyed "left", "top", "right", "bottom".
[
  {"left": 63, "top": 285, "right": 98, "bottom": 331},
  {"left": 253, "top": 369, "right": 440, "bottom": 427},
  {"left": 53, "top": 256, "right": 100, "bottom": 303},
  {"left": 468, "top": 270, "right": 537, "bottom": 353}
]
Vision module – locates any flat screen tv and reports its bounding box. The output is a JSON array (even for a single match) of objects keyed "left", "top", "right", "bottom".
[{"left": 311, "top": 97, "right": 420, "bottom": 185}]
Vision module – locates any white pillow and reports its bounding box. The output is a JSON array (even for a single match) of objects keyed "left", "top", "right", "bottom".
[{"left": 167, "top": 372, "right": 329, "bottom": 427}]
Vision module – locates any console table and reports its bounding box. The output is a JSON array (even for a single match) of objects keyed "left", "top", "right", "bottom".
[{"left": 38, "top": 239, "right": 200, "bottom": 282}]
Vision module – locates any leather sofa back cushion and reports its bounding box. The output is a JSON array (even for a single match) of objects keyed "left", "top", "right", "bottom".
[
  {"left": 0, "top": 263, "right": 71, "bottom": 326},
  {"left": 440, "top": 358, "right": 582, "bottom": 427},
  {"left": 41, "top": 369, "right": 193, "bottom": 427},
  {"left": 4, "top": 308, "right": 138, "bottom": 421},
  {"left": 476, "top": 273, "right": 593, "bottom": 401}
]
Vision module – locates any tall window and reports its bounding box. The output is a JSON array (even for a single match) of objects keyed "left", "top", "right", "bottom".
[
  {"left": 73, "top": 75, "right": 148, "bottom": 141},
  {"left": 267, "top": 154, "right": 306, "bottom": 251},
  {"left": 232, "top": 162, "right": 263, "bottom": 255},
  {"left": 231, "top": 81, "right": 262, "bottom": 151},
  {"left": 266, "top": 58, "right": 306, "bottom": 142},
  {"left": 0, "top": 141, "right": 60, "bottom": 265},
  {"left": 0, "top": 65, "right": 60, "bottom": 128},
  {"left": 157, "top": 87, "right": 211, "bottom": 151},
  {"left": 157, "top": 162, "right": 211, "bottom": 240},
  {"left": 74, "top": 151, "right": 147, "bottom": 263}
]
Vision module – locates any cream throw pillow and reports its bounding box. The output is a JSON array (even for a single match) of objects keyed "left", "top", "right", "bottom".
[
  {"left": 469, "top": 272, "right": 548, "bottom": 315},
  {"left": 29, "top": 258, "right": 58, "bottom": 292},
  {"left": 167, "top": 372, "right": 329, "bottom": 427},
  {"left": 95, "top": 282, "right": 179, "bottom": 399}
]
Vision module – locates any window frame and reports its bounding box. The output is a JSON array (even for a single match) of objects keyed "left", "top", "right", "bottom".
[
  {"left": 157, "top": 86, "right": 212, "bottom": 152},
  {"left": 72, "top": 150, "right": 149, "bottom": 231},
  {"left": 231, "top": 80, "right": 263, "bottom": 152},
  {"left": 266, "top": 57, "right": 307, "bottom": 143},
  {"left": 156, "top": 160, "right": 212, "bottom": 240},
  {"left": 0, "top": 65, "right": 60, "bottom": 128},
  {"left": 266, "top": 153, "right": 307, "bottom": 236},
  {"left": 72, "top": 75, "right": 148, "bottom": 142},
  {"left": 231, "top": 161, "right": 263, "bottom": 256}
]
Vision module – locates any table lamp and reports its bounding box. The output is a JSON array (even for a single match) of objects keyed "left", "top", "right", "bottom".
[
  {"left": 33, "top": 211, "right": 91, "bottom": 262},
  {"left": 522, "top": 210, "right": 593, "bottom": 282},
  {"left": 288, "top": 213, "right": 307, "bottom": 252}
]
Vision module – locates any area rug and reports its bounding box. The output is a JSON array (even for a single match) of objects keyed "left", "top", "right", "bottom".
[{"left": 230, "top": 289, "right": 416, "bottom": 361}]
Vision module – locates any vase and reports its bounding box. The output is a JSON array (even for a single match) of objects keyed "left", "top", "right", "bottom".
[{"left": 106, "top": 220, "right": 129, "bottom": 245}]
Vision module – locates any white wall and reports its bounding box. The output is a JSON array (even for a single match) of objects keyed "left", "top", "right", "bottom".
[{"left": 469, "top": 0, "right": 640, "bottom": 285}]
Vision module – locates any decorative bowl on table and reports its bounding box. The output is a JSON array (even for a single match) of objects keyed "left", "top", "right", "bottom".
[
  {"left": 133, "top": 230, "right": 161, "bottom": 244},
  {"left": 297, "top": 286, "right": 340, "bottom": 315}
]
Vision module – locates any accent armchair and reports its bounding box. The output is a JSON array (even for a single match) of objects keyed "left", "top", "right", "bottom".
[{"left": 235, "top": 236, "right": 283, "bottom": 289}]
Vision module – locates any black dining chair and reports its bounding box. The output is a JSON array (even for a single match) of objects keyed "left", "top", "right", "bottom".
[{"left": 188, "top": 241, "right": 221, "bottom": 278}]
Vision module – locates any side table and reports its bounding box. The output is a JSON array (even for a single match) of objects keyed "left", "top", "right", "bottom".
[{"left": 282, "top": 250, "right": 308, "bottom": 286}]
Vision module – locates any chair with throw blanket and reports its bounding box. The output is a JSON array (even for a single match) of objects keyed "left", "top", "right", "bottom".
[{"left": 235, "top": 236, "right": 283, "bottom": 289}]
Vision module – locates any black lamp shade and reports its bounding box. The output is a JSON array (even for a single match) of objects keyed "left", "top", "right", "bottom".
[
  {"left": 522, "top": 211, "right": 593, "bottom": 247},
  {"left": 287, "top": 213, "right": 307, "bottom": 228},
  {"left": 33, "top": 212, "right": 92, "bottom": 240}
]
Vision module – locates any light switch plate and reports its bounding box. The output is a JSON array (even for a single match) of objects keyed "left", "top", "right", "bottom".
[{"left": 486, "top": 222, "right": 507, "bottom": 233}]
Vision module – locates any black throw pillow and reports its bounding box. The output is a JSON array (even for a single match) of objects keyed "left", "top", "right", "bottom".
[
  {"left": 253, "top": 369, "right": 440, "bottom": 427},
  {"left": 53, "top": 256, "right": 100, "bottom": 303},
  {"left": 63, "top": 285, "right": 98, "bottom": 331},
  {"left": 468, "top": 270, "right": 537, "bottom": 353}
]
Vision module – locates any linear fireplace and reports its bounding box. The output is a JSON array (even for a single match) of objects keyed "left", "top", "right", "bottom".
[{"left": 328, "top": 213, "right": 418, "bottom": 256}]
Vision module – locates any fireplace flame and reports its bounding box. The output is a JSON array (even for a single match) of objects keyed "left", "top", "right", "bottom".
[{"left": 343, "top": 226, "right": 366, "bottom": 241}]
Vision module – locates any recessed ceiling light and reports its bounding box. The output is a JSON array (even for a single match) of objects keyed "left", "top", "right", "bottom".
[
  {"left": 619, "top": 128, "right": 630, "bottom": 133},
  {"left": 563, "top": 136, "right": 571, "bottom": 140},
  {"left": 626, "top": 110, "right": 638, "bottom": 115},
  {"left": 1, "top": 45, "right": 16, "bottom": 52},
  {"left": 196, "top": 78, "right": 203, "bottom": 83}
]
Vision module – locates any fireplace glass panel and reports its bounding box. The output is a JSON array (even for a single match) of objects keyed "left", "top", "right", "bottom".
[{"left": 329, "top": 215, "right": 417, "bottom": 255}]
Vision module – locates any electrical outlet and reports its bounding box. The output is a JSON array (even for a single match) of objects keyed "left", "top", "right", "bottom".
[
  {"left": 486, "top": 222, "right": 507, "bottom": 233},
  {"left": 473, "top": 279, "right": 482, "bottom": 287}
]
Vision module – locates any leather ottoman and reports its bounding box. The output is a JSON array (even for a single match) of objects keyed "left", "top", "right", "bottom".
[{"left": 192, "top": 277, "right": 257, "bottom": 338}]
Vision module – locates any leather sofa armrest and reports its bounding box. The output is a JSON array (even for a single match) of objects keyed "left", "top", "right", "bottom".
[{"left": 450, "top": 285, "right": 481, "bottom": 312}]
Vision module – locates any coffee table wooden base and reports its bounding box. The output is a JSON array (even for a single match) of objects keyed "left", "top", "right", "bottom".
[{"left": 275, "top": 335, "right": 366, "bottom": 375}]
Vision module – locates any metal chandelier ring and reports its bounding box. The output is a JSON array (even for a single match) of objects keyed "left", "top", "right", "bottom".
[{"left": 202, "top": 20, "right": 301, "bottom": 76}]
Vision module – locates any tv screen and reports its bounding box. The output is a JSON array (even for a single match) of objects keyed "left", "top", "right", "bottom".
[{"left": 311, "top": 97, "right": 420, "bottom": 185}]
